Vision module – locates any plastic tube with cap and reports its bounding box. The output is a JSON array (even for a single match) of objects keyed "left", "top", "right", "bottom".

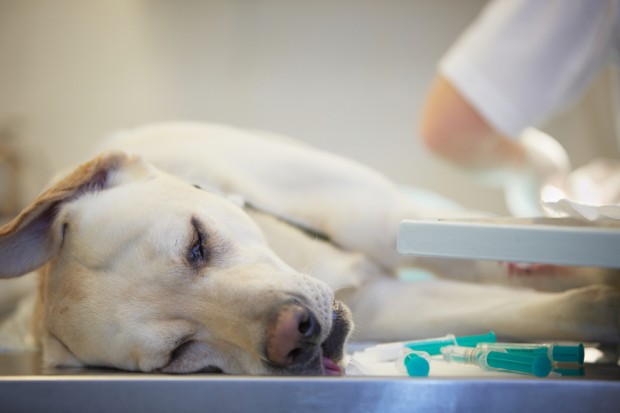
[
  {"left": 441, "top": 345, "right": 552, "bottom": 377},
  {"left": 366, "top": 331, "right": 496, "bottom": 362},
  {"left": 395, "top": 349, "right": 431, "bottom": 377},
  {"left": 476, "top": 342, "right": 584, "bottom": 365}
]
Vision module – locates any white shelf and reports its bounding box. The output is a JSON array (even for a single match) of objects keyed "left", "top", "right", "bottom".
[{"left": 398, "top": 217, "right": 620, "bottom": 268}]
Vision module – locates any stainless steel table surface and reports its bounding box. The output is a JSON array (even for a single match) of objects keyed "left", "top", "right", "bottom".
[{"left": 2, "top": 352, "right": 619, "bottom": 413}]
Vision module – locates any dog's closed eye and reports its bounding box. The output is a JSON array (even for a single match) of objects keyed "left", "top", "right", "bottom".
[
  {"left": 189, "top": 234, "right": 205, "bottom": 263},
  {"left": 188, "top": 218, "right": 208, "bottom": 265}
]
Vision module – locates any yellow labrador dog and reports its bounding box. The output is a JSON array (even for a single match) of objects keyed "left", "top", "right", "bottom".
[{"left": 0, "top": 122, "right": 618, "bottom": 375}]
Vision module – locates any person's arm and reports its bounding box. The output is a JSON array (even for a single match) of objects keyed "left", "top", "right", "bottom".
[
  {"left": 419, "top": 74, "right": 573, "bottom": 217},
  {"left": 419, "top": 75, "right": 527, "bottom": 177},
  {"left": 419, "top": 0, "right": 615, "bottom": 215}
]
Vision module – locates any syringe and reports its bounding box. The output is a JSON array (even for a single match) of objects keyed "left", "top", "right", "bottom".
[
  {"left": 365, "top": 331, "right": 496, "bottom": 362},
  {"left": 441, "top": 345, "right": 552, "bottom": 377},
  {"left": 476, "top": 342, "right": 584, "bottom": 364}
]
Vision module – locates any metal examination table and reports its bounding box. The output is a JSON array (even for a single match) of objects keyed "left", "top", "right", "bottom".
[
  {"left": 1, "top": 352, "right": 620, "bottom": 412},
  {"left": 2, "top": 217, "right": 620, "bottom": 412}
]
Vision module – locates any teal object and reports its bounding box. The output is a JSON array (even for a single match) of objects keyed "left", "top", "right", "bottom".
[
  {"left": 551, "top": 344, "right": 584, "bottom": 364},
  {"left": 403, "top": 353, "right": 430, "bottom": 377},
  {"left": 405, "top": 332, "right": 496, "bottom": 355},
  {"left": 456, "top": 331, "right": 497, "bottom": 347},
  {"left": 405, "top": 338, "right": 454, "bottom": 355},
  {"left": 502, "top": 347, "right": 548, "bottom": 358},
  {"left": 483, "top": 342, "right": 584, "bottom": 364},
  {"left": 485, "top": 351, "right": 551, "bottom": 377},
  {"left": 553, "top": 366, "right": 585, "bottom": 377}
]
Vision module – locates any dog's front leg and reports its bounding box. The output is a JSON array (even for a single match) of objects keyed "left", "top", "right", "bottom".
[
  {"left": 409, "top": 257, "right": 620, "bottom": 292},
  {"left": 339, "top": 277, "right": 620, "bottom": 344}
]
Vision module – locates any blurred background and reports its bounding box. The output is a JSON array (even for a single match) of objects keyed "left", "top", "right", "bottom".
[{"left": 0, "top": 0, "right": 617, "bottom": 215}]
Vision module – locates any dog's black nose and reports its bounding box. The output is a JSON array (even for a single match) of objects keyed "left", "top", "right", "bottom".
[{"left": 265, "top": 304, "right": 322, "bottom": 367}]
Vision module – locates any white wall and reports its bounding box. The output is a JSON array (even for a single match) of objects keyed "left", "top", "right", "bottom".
[{"left": 1, "top": 0, "right": 617, "bottom": 214}]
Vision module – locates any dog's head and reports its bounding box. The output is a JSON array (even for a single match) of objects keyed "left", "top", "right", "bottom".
[{"left": 0, "top": 152, "right": 352, "bottom": 375}]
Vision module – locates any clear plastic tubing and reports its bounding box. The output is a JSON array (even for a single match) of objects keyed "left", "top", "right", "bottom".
[
  {"left": 476, "top": 342, "right": 584, "bottom": 364},
  {"left": 441, "top": 345, "right": 552, "bottom": 377},
  {"left": 367, "top": 331, "right": 496, "bottom": 362}
]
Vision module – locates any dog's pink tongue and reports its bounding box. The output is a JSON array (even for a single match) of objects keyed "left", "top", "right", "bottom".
[{"left": 322, "top": 357, "right": 342, "bottom": 376}]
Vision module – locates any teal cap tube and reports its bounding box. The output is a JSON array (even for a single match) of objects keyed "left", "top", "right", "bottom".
[
  {"left": 442, "top": 345, "right": 552, "bottom": 377},
  {"left": 405, "top": 337, "right": 454, "bottom": 355},
  {"left": 403, "top": 353, "right": 430, "bottom": 377},
  {"left": 551, "top": 344, "right": 584, "bottom": 364},
  {"left": 484, "top": 351, "right": 552, "bottom": 377},
  {"left": 478, "top": 342, "right": 584, "bottom": 364},
  {"left": 455, "top": 331, "right": 497, "bottom": 347},
  {"left": 395, "top": 350, "right": 430, "bottom": 377},
  {"left": 405, "top": 332, "right": 496, "bottom": 355}
]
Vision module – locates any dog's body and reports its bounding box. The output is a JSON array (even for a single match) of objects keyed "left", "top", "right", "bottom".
[{"left": 1, "top": 122, "right": 619, "bottom": 375}]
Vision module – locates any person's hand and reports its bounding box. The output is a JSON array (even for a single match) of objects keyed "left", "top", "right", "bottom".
[
  {"left": 564, "top": 158, "right": 620, "bottom": 205},
  {"left": 503, "top": 128, "right": 572, "bottom": 216}
]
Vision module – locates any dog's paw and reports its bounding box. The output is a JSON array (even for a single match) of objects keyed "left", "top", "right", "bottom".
[
  {"left": 503, "top": 262, "right": 568, "bottom": 277},
  {"left": 499, "top": 263, "right": 620, "bottom": 292},
  {"left": 557, "top": 285, "right": 620, "bottom": 343}
]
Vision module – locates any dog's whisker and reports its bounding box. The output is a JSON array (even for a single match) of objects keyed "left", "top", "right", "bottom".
[{"left": 300, "top": 238, "right": 321, "bottom": 277}]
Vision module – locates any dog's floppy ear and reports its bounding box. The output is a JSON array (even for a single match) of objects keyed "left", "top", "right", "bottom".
[{"left": 0, "top": 151, "right": 131, "bottom": 278}]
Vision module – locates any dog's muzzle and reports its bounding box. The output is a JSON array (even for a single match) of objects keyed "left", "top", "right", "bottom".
[
  {"left": 320, "top": 300, "right": 353, "bottom": 375},
  {"left": 265, "top": 300, "right": 352, "bottom": 375}
]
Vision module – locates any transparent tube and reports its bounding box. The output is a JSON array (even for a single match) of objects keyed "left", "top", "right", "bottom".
[
  {"left": 476, "top": 342, "right": 584, "bottom": 364},
  {"left": 441, "top": 345, "right": 552, "bottom": 377},
  {"left": 366, "top": 334, "right": 454, "bottom": 362},
  {"left": 365, "top": 331, "right": 496, "bottom": 362}
]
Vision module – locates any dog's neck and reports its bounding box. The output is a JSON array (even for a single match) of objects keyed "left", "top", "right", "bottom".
[{"left": 243, "top": 202, "right": 331, "bottom": 243}]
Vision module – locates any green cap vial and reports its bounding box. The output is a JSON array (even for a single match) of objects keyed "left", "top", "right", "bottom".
[{"left": 395, "top": 349, "right": 430, "bottom": 377}]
